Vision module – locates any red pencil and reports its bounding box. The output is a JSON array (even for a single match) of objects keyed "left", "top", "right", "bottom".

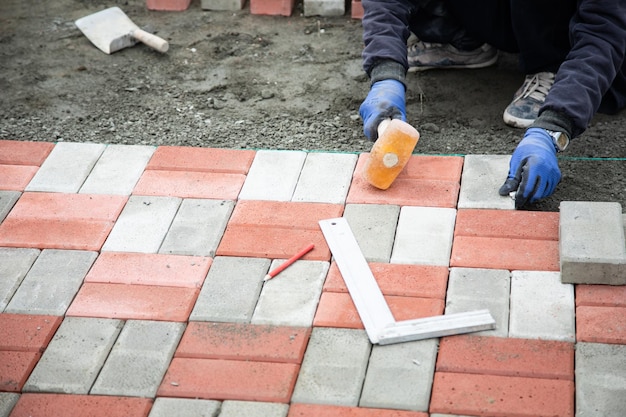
[{"left": 264, "top": 243, "right": 315, "bottom": 281}]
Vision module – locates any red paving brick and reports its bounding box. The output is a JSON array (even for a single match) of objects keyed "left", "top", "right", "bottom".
[
  {"left": 228, "top": 200, "right": 344, "bottom": 229},
  {"left": 430, "top": 372, "right": 575, "bottom": 417},
  {"left": 0, "top": 140, "right": 54, "bottom": 166},
  {"left": 576, "top": 284, "right": 626, "bottom": 307},
  {"left": 85, "top": 252, "right": 211, "bottom": 288},
  {"left": 147, "top": 146, "right": 255, "bottom": 174},
  {"left": 9, "top": 393, "right": 152, "bottom": 417},
  {"left": 66, "top": 283, "right": 199, "bottom": 322},
  {"left": 0, "top": 351, "right": 40, "bottom": 392},
  {"left": 450, "top": 236, "right": 560, "bottom": 271},
  {"left": 288, "top": 403, "right": 429, "bottom": 417},
  {"left": 132, "top": 170, "right": 246, "bottom": 199},
  {"left": 576, "top": 306, "right": 626, "bottom": 344},
  {"left": 351, "top": 0, "right": 364, "bottom": 19},
  {"left": 437, "top": 335, "right": 574, "bottom": 380},
  {"left": 146, "top": 0, "right": 191, "bottom": 10},
  {"left": 176, "top": 322, "right": 310, "bottom": 364},
  {"left": 314, "top": 292, "right": 444, "bottom": 329},
  {"left": 0, "top": 314, "right": 62, "bottom": 352},
  {"left": 0, "top": 165, "right": 38, "bottom": 191},
  {"left": 455, "top": 209, "right": 559, "bottom": 240},
  {"left": 158, "top": 358, "right": 299, "bottom": 402},
  {"left": 323, "top": 262, "right": 448, "bottom": 298},
  {"left": 250, "top": 0, "right": 295, "bottom": 16}
]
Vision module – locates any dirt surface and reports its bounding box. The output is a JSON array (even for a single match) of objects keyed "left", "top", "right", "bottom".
[{"left": 1, "top": 0, "right": 625, "bottom": 211}]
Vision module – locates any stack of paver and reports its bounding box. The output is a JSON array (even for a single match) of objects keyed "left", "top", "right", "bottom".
[{"left": 1, "top": 141, "right": 625, "bottom": 417}]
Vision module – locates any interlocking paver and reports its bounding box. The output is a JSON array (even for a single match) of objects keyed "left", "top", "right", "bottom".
[
  {"left": 102, "top": 195, "right": 181, "bottom": 253},
  {"left": 0, "top": 140, "right": 54, "bottom": 166},
  {"left": 360, "top": 339, "right": 438, "bottom": 411},
  {"left": 576, "top": 284, "right": 626, "bottom": 307},
  {"left": 133, "top": 170, "right": 246, "bottom": 200},
  {"left": 0, "top": 248, "right": 39, "bottom": 311},
  {"left": 238, "top": 150, "right": 306, "bottom": 201},
  {"left": 509, "top": 271, "right": 575, "bottom": 342},
  {"left": 148, "top": 397, "right": 221, "bottom": 417},
  {"left": 391, "top": 206, "right": 456, "bottom": 266},
  {"left": 0, "top": 393, "right": 19, "bottom": 417},
  {"left": 292, "top": 152, "right": 357, "bottom": 204},
  {"left": 287, "top": 403, "right": 429, "bottom": 416},
  {"left": 9, "top": 393, "right": 152, "bottom": 417},
  {"left": 5, "top": 250, "right": 97, "bottom": 316},
  {"left": 576, "top": 306, "right": 626, "bottom": 344},
  {"left": 79, "top": 144, "right": 155, "bottom": 195},
  {"left": 304, "top": 0, "right": 345, "bottom": 16},
  {"left": 190, "top": 256, "right": 268, "bottom": 322},
  {"left": 575, "top": 342, "right": 626, "bottom": 417},
  {"left": 291, "top": 327, "right": 371, "bottom": 406},
  {"left": 343, "top": 204, "right": 399, "bottom": 262},
  {"left": 159, "top": 198, "right": 234, "bottom": 256},
  {"left": 220, "top": 400, "right": 289, "bottom": 417},
  {"left": 252, "top": 260, "right": 328, "bottom": 327},
  {"left": 0, "top": 314, "right": 62, "bottom": 352},
  {"left": 454, "top": 208, "right": 559, "bottom": 240},
  {"left": 146, "top": 146, "right": 255, "bottom": 174},
  {"left": 25, "top": 142, "right": 105, "bottom": 193},
  {"left": 445, "top": 268, "right": 510, "bottom": 337},
  {"left": 0, "top": 351, "right": 40, "bottom": 392},
  {"left": 91, "top": 320, "right": 185, "bottom": 397},
  {"left": 0, "top": 165, "right": 38, "bottom": 191},
  {"left": 23, "top": 317, "right": 123, "bottom": 394},
  {"left": 0, "top": 191, "right": 20, "bottom": 223},
  {"left": 458, "top": 154, "right": 514, "bottom": 209}
]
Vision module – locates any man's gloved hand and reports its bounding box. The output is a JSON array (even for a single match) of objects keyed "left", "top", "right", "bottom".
[
  {"left": 498, "top": 127, "right": 561, "bottom": 209},
  {"left": 359, "top": 79, "right": 406, "bottom": 141}
]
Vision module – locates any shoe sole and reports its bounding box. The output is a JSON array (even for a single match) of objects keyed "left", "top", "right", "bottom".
[
  {"left": 408, "top": 55, "right": 498, "bottom": 73},
  {"left": 502, "top": 111, "right": 534, "bottom": 129}
]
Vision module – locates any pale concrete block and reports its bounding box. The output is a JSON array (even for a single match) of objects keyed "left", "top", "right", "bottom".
[
  {"left": 238, "top": 150, "right": 306, "bottom": 201},
  {"left": 5, "top": 249, "right": 97, "bottom": 316},
  {"left": 79, "top": 144, "right": 155, "bottom": 195},
  {"left": 0, "top": 191, "right": 20, "bottom": 223},
  {"left": 391, "top": 206, "right": 457, "bottom": 266},
  {"left": 220, "top": 401, "right": 289, "bottom": 417},
  {"left": 576, "top": 342, "right": 626, "bottom": 417},
  {"left": 160, "top": 198, "right": 234, "bottom": 257},
  {"left": 360, "top": 339, "right": 438, "bottom": 411},
  {"left": 201, "top": 0, "right": 246, "bottom": 10},
  {"left": 25, "top": 142, "right": 105, "bottom": 193},
  {"left": 343, "top": 203, "right": 400, "bottom": 262},
  {"left": 445, "top": 268, "right": 510, "bottom": 337},
  {"left": 24, "top": 317, "right": 123, "bottom": 394},
  {"left": 252, "top": 260, "right": 328, "bottom": 327},
  {"left": 190, "top": 256, "right": 269, "bottom": 322},
  {"left": 292, "top": 152, "right": 357, "bottom": 204},
  {"left": 292, "top": 327, "right": 371, "bottom": 406},
  {"left": 560, "top": 201, "right": 626, "bottom": 285},
  {"left": 102, "top": 195, "right": 181, "bottom": 253},
  {"left": 149, "top": 398, "right": 220, "bottom": 417},
  {"left": 91, "top": 320, "right": 185, "bottom": 397},
  {"left": 304, "top": 0, "right": 345, "bottom": 16},
  {"left": 509, "top": 270, "right": 575, "bottom": 342},
  {"left": 458, "top": 154, "right": 514, "bottom": 209},
  {"left": 0, "top": 248, "right": 39, "bottom": 311},
  {"left": 0, "top": 393, "right": 19, "bottom": 417}
]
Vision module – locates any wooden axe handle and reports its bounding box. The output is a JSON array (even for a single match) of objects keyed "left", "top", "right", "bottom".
[{"left": 132, "top": 28, "right": 169, "bottom": 53}]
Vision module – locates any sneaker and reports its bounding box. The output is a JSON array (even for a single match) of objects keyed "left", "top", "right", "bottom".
[
  {"left": 407, "top": 40, "right": 498, "bottom": 72},
  {"left": 503, "top": 72, "right": 555, "bottom": 128}
]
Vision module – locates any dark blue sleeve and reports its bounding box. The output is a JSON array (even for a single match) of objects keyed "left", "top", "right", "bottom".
[{"left": 541, "top": 0, "right": 626, "bottom": 138}]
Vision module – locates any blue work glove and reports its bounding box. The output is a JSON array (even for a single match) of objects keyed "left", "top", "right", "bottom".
[
  {"left": 359, "top": 79, "right": 406, "bottom": 141},
  {"left": 498, "top": 128, "right": 561, "bottom": 209}
]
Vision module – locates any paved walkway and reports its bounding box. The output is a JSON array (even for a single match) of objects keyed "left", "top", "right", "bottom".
[{"left": 1, "top": 140, "right": 625, "bottom": 417}]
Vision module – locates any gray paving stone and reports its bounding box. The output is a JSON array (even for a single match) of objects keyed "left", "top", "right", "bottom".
[
  {"left": 5, "top": 249, "right": 97, "bottom": 315},
  {"left": 238, "top": 150, "right": 306, "bottom": 201},
  {"left": 360, "top": 338, "right": 438, "bottom": 411},
  {"left": 458, "top": 154, "right": 514, "bottom": 209},
  {"left": 190, "top": 256, "right": 269, "bottom": 322},
  {"left": 160, "top": 198, "right": 234, "bottom": 257},
  {"left": 102, "top": 195, "right": 181, "bottom": 253},
  {"left": 0, "top": 247, "right": 39, "bottom": 311},
  {"left": 91, "top": 320, "right": 185, "bottom": 397},
  {"left": 576, "top": 342, "right": 626, "bottom": 417},
  {"left": 25, "top": 142, "right": 105, "bottom": 193},
  {"left": 391, "top": 206, "right": 457, "bottom": 266},
  {"left": 252, "top": 260, "right": 328, "bottom": 327},
  {"left": 292, "top": 327, "right": 371, "bottom": 406},
  {"left": 304, "top": 0, "right": 345, "bottom": 16},
  {"left": 292, "top": 152, "right": 357, "bottom": 204},
  {"left": 0, "top": 393, "right": 19, "bottom": 417},
  {"left": 343, "top": 204, "right": 400, "bottom": 262},
  {"left": 148, "top": 397, "right": 221, "bottom": 417},
  {"left": 24, "top": 317, "right": 123, "bottom": 394},
  {"left": 201, "top": 0, "right": 245, "bottom": 10},
  {"left": 559, "top": 201, "right": 626, "bottom": 285},
  {"left": 0, "top": 191, "right": 20, "bottom": 223},
  {"left": 445, "top": 268, "right": 511, "bottom": 337},
  {"left": 219, "top": 400, "right": 289, "bottom": 417},
  {"left": 79, "top": 144, "right": 155, "bottom": 195},
  {"left": 509, "top": 271, "right": 575, "bottom": 342}
]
